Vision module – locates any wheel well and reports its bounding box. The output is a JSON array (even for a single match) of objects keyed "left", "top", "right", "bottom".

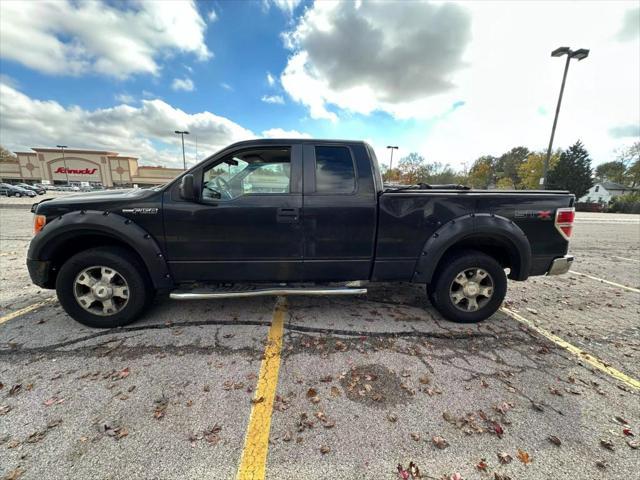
[
  {"left": 433, "top": 235, "right": 520, "bottom": 281},
  {"left": 44, "top": 233, "right": 150, "bottom": 288}
]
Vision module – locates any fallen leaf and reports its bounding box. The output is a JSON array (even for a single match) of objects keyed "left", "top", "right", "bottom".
[
  {"left": 622, "top": 428, "right": 633, "bottom": 437},
  {"left": 614, "top": 415, "right": 628, "bottom": 425},
  {"left": 306, "top": 388, "right": 317, "bottom": 398},
  {"left": 410, "top": 432, "right": 420, "bottom": 442},
  {"left": 0, "top": 405, "right": 11, "bottom": 416},
  {"left": 595, "top": 460, "right": 607, "bottom": 469},
  {"left": 476, "top": 459, "right": 488, "bottom": 471},
  {"left": 449, "top": 473, "right": 463, "bottom": 480},
  {"left": 516, "top": 448, "right": 532, "bottom": 464},
  {"left": 408, "top": 461, "right": 421, "bottom": 479},
  {"left": 531, "top": 401, "right": 544, "bottom": 412},
  {"left": 432, "top": 435, "right": 449, "bottom": 449},
  {"left": 497, "top": 452, "right": 512, "bottom": 464},
  {"left": 493, "top": 422, "right": 504, "bottom": 438},
  {"left": 251, "top": 396, "right": 265, "bottom": 405},
  {"left": 9, "top": 384, "right": 21, "bottom": 396},
  {"left": 494, "top": 474, "right": 511, "bottom": 480},
  {"left": 626, "top": 439, "right": 639, "bottom": 449},
  {"left": 600, "top": 439, "right": 614, "bottom": 450},
  {"left": 3, "top": 467, "right": 25, "bottom": 480},
  {"left": 118, "top": 367, "right": 130, "bottom": 379},
  {"left": 330, "top": 386, "right": 341, "bottom": 397},
  {"left": 387, "top": 413, "right": 398, "bottom": 423},
  {"left": 282, "top": 430, "right": 292, "bottom": 442},
  {"left": 320, "top": 445, "right": 330, "bottom": 454},
  {"left": 397, "top": 464, "right": 410, "bottom": 480},
  {"left": 548, "top": 435, "right": 562, "bottom": 446}
]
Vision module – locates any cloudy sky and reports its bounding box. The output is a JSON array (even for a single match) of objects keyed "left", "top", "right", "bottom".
[{"left": 0, "top": 0, "right": 638, "bottom": 169}]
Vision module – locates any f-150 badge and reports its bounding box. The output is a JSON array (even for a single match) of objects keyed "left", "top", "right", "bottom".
[
  {"left": 121, "top": 208, "right": 158, "bottom": 215},
  {"left": 515, "top": 209, "right": 552, "bottom": 220}
]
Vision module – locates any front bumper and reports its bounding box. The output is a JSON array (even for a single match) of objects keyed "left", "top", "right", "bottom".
[
  {"left": 546, "top": 255, "right": 574, "bottom": 276},
  {"left": 27, "top": 258, "right": 52, "bottom": 288}
]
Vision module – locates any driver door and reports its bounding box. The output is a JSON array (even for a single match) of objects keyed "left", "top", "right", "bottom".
[{"left": 163, "top": 144, "right": 304, "bottom": 282}]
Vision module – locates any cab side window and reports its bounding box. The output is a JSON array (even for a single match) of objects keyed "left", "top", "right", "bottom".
[
  {"left": 315, "top": 146, "right": 356, "bottom": 194},
  {"left": 202, "top": 148, "right": 291, "bottom": 201}
]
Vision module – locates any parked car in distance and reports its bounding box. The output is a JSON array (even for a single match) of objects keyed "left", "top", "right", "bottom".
[
  {"left": 0, "top": 183, "right": 37, "bottom": 197},
  {"left": 16, "top": 183, "right": 46, "bottom": 195},
  {"left": 28, "top": 138, "right": 575, "bottom": 328}
]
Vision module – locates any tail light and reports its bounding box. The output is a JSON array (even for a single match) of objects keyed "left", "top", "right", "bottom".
[
  {"left": 33, "top": 214, "right": 46, "bottom": 235},
  {"left": 555, "top": 207, "right": 575, "bottom": 240}
]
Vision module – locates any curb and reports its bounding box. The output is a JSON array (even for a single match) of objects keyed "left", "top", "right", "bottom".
[{"left": 0, "top": 204, "right": 33, "bottom": 210}]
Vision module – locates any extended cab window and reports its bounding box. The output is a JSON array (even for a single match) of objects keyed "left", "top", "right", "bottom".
[
  {"left": 315, "top": 146, "right": 355, "bottom": 194},
  {"left": 202, "top": 148, "right": 291, "bottom": 201}
]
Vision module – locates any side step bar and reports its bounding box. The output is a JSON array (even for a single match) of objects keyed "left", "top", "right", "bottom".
[{"left": 169, "top": 287, "right": 367, "bottom": 300}]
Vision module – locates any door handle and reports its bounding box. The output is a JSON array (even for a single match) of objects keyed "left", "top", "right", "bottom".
[{"left": 277, "top": 207, "right": 299, "bottom": 223}]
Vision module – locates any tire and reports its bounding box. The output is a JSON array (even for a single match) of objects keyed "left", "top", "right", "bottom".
[
  {"left": 55, "top": 246, "right": 153, "bottom": 328},
  {"left": 428, "top": 249, "right": 507, "bottom": 323},
  {"left": 14, "top": 192, "right": 21, "bottom": 197}
]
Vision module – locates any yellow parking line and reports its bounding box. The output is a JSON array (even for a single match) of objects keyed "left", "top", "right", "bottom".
[
  {"left": 0, "top": 297, "right": 56, "bottom": 326},
  {"left": 570, "top": 271, "right": 640, "bottom": 294},
  {"left": 501, "top": 307, "right": 640, "bottom": 390},
  {"left": 236, "top": 297, "right": 287, "bottom": 480}
]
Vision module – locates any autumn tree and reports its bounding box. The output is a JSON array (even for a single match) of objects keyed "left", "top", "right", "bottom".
[
  {"left": 0, "top": 145, "right": 17, "bottom": 162},
  {"left": 495, "top": 146, "right": 530, "bottom": 188},
  {"left": 397, "top": 152, "right": 425, "bottom": 184},
  {"left": 467, "top": 156, "right": 496, "bottom": 189},
  {"left": 547, "top": 140, "right": 593, "bottom": 198},
  {"left": 616, "top": 141, "right": 640, "bottom": 187},
  {"left": 517, "top": 151, "right": 560, "bottom": 190}
]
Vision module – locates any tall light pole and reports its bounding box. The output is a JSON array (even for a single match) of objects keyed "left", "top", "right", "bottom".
[
  {"left": 174, "top": 130, "right": 189, "bottom": 170},
  {"left": 56, "top": 145, "right": 69, "bottom": 185},
  {"left": 542, "top": 46, "right": 589, "bottom": 189},
  {"left": 387, "top": 145, "right": 398, "bottom": 180}
]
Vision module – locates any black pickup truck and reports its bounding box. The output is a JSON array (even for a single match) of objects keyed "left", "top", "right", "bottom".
[{"left": 27, "top": 139, "right": 575, "bottom": 328}]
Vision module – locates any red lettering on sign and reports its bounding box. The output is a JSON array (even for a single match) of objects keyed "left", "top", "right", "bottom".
[{"left": 54, "top": 167, "right": 97, "bottom": 175}]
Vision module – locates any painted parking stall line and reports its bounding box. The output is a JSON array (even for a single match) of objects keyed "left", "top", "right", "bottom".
[
  {"left": 0, "top": 297, "right": 56, "bottom": 326},
  {"left": 236, "top": 297, "right": 287, "bottom": 480},
  {"left": 570, "top": 270, "right": 640, "bottom": 294},
  {"left": 501, "top": 307, "right": 640, "bottom": 391}
]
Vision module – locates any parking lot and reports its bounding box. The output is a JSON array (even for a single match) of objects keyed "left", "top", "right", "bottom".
[{"left": 1, "top": 207, "right": 638, "bottom": 480}]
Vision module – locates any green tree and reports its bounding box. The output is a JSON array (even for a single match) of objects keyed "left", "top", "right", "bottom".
[
  {"left": 547, "top": 140, "right": 593, "bottom": 198},
  {"left": 616, "top": 141, "right": 640, "bottom": 187},
  {"left": 397, "top": 152, "right": 425, "bottom": 184},
  {"left": 595, "top": 161, "right": 627, "bottom": 184},
  {"left": 517, "top": 151, "right": 560, "bottom": 190},
  {"left": 467, "top": 156, "right": 496, "bottom": 189},
  {"left": 495, "top": 147, "right": 530, "bottom": 188}
]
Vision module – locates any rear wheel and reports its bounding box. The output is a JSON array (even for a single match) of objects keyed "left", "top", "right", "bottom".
[
  {"left": 14, "top": 192, "right": 21, "bottom": 197},
  {"left": 56, "top": 247, "right": 153, "bottom": 328},
  {"left": 428, "top": 250, "right": 506, "bottom": 323}
]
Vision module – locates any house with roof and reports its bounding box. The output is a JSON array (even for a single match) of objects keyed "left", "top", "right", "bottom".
[{"left": 579, "top": 182, "right": 638, "bottom": 204}]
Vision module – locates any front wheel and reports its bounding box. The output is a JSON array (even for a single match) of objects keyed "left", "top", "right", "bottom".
[
  {"left": 56, "top": 246, "right": 153, "bottom": 328},
  {"left": 428, "top": 250, "right": 507, "bottom": 323},
  {"left": 14, "top": 192, "right": 21, "bottom": 197}
]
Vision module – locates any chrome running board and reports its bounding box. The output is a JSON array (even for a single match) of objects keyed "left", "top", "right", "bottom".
[{"left": 170, "top": 286, "right": 367, "bottom": 300}]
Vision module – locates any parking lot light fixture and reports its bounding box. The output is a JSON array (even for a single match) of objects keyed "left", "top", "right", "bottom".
[
  {"left": 174, "top": 130, "right": 190, "bottom": 170},
  {"left": 542, "top": 46, "right": 589, "bottom": 189},
  {"left": 386, "top": 146, "right": 399, "bottom": 179},
  {"left": 56, "top": 144, "right": 69, "bottom": 185}
]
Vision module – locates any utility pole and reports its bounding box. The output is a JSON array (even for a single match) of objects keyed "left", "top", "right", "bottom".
[
  {"left": 387, "top": 145, "right": 398, "bottom": 181},
  {"left": 542, "top": 47, "right": 589, "bottom": 189},
  {"left": 174, "top": 130, "right": 189, "bottom": 170},
  {"left": 56, "top": 145, "right": 69, "bottom": 185}
]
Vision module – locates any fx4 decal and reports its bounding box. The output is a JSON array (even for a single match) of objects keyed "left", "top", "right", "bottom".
[{"left": 515, "top": 209, "right": 552, "bottom": 220}]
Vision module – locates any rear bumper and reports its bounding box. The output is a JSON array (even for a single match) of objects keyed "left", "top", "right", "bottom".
[{"left": 546, "top": 255, "right": 574, "bottom": 276}]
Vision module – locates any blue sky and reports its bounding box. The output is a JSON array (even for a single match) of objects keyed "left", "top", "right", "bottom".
[{"left": 1, "top": 1, "right": 638, "bottom": 169}]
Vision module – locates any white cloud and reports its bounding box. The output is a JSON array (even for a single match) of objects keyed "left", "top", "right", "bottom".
[
  {"left": 171, "top": 78, "right": 195, "bottom": 92},
  {"left": 266, "top": 72, "right": 276, "bottom": 87},
  {"left": 220, "top": 82, "right": 233, "bottom": 91},
  {"left": 208, "top": 8, "right": 218, "bottom": 22},
  {"left": 0, "top": 82, "right": 254, "bottom": 168},
  {"left": 115, "top": 93, "right": 135, "bottom": 104},
  {"left": 263, "top": 0, "right": 302, "bottom": 15},
  {"left": 261, "top": 95, "right": 285, "bottom": 105},
  {"left": 0, "top": 0, "right": 211, "bottom": 79},
  {"left": 262, "top": 128, "right": 311, "bottom": 139},
  {"left": 281, "top": 1, "right": 471, "bottom": 120}
]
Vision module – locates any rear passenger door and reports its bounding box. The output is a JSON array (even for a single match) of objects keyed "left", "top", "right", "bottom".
[{"left": 302, "top": 143, "right": 377, "bottom": 281}]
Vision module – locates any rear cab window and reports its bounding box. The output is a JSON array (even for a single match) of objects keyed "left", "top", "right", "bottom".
[{"left": 314, "top": 146, "right": 356, "bottom": 194}]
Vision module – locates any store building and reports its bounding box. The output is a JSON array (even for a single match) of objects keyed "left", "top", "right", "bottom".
[{"left": 0, "top": 148, "right": 183, "bottom": 187}]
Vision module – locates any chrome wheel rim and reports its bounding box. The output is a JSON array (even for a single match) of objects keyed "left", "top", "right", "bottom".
[
  {"left": 449, "top": 268, "right": 494, "bottom": 312},
  {"left": 73, "top": 266, "right": 130, "bottom": 316}
]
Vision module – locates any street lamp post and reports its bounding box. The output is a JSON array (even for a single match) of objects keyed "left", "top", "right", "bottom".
[
  {"left": 542, "top": 46, "right": 589, "bottom": 189},
  {"left": 387, "top": 145, "right": 398, "bottom": 180},
  {"left": 56, "top": 145, "right": 69, "bottom": 185},
  {"left": 174, "top": 130, "right": 190, "bottom": 170}
]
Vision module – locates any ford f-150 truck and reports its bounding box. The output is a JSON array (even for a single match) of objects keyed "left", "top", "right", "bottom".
[{"left": 27, "top": 139, "right": 575, "bottom": 328}]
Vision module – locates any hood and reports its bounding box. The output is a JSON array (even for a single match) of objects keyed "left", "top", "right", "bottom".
[{"left": 35, "top": 188, "right": 160, "bottom": 216}]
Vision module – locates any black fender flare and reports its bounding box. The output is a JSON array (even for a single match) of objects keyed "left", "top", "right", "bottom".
[
  {"left": 27, "top": 210, "right": 173, "bottom": 289},
  {"left": 412, "top": 213, "right": 531, "bottom": 283}
]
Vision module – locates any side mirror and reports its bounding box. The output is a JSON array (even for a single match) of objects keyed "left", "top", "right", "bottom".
[{"left": 179, "top": 174, "right": 197, "bottom": 201}]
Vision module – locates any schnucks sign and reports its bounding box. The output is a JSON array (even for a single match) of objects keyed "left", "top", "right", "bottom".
[{"left": 55, "top": 167, "right": 97, "bottom": 175}]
